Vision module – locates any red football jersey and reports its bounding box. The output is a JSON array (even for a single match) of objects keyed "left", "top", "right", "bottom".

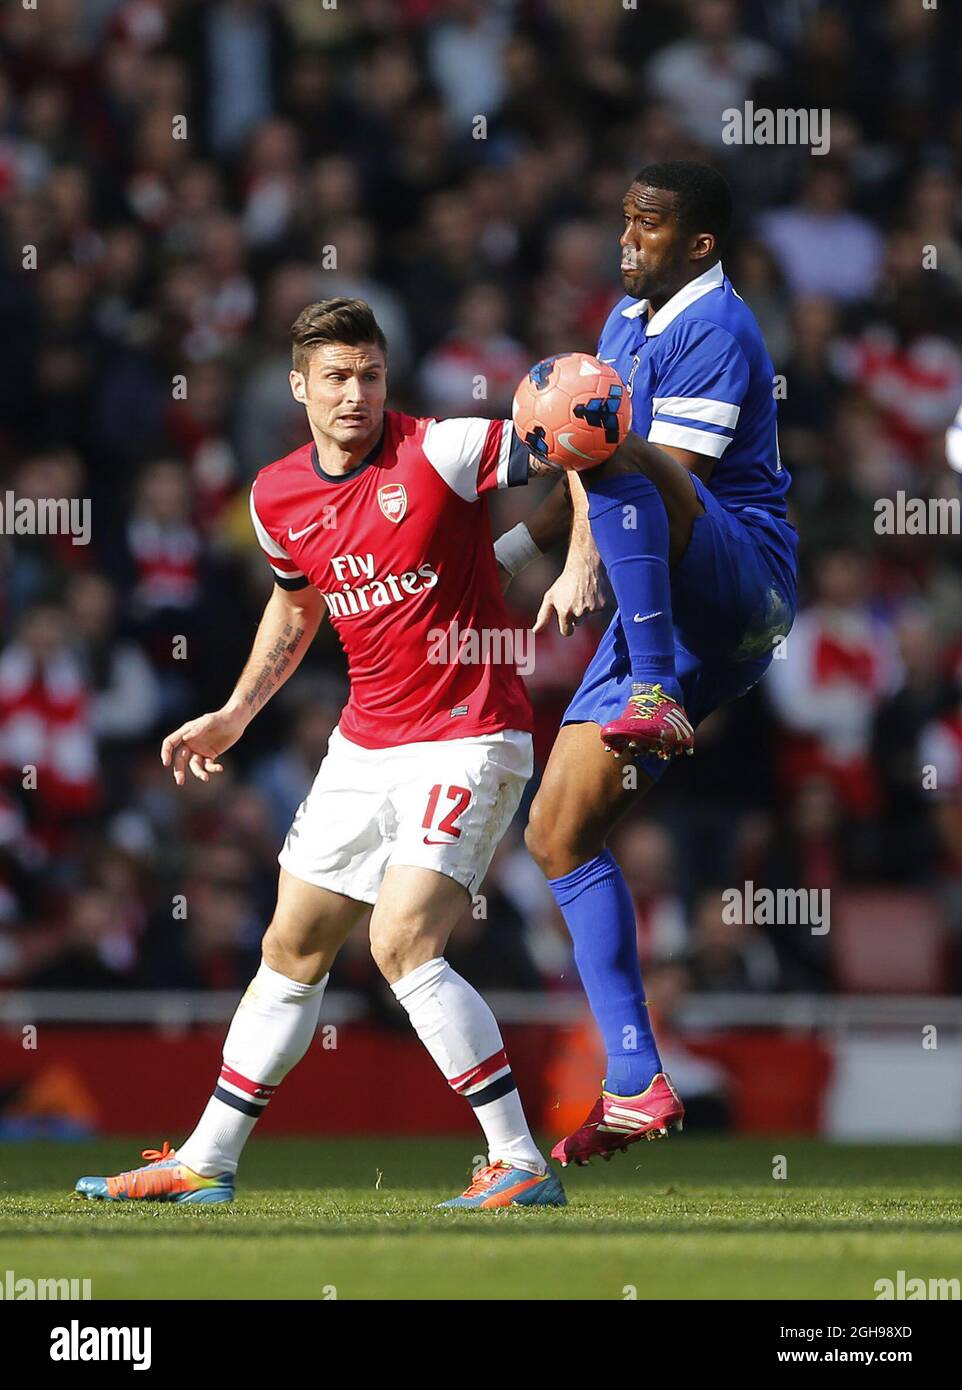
[{"left": 249, "top": 410, "right": 535, "bottom": 749}]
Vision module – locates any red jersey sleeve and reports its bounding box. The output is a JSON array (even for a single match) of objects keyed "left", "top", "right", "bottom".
[
  {"left": 421, "top": 417, "right": 530, "bottom": 499},
  {"left": 249, "top": 480, "right": 309, "bottom": 590}
]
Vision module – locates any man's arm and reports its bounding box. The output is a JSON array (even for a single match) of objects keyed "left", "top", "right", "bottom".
[
  {"left": 532, "top": 470, "right": 605, "bottom": 635},
  {"left": 494, "top": 468, "right": 606, "bottom": 636},
  {"left": 224, "top": 582, "right": 325, "bottom": 722},
  {"left": 613, "top": 429, "right": 715, "bottom": 485},
  {"left": 657, "top": 444, "right": 714, "bottom": 485},
  {"left": 160, "top": 583, "right": 326, "bottom": 785},
  {"left": 495, "top": 428, "right": 711, "bottom": 634}
]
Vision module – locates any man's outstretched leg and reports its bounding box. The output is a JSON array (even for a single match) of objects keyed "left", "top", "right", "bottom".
[
  {"left": 577, "top": 459, "right": 693, "bottom": 759},
  {"left": 525, "top": 722, "right": 684, "bottom": 1166},
  {"left": 74, "top": 869, "right": 366, "bottom": 1202},
  {"left": 370, "top": 864, "right": 565, "bottom": 1209}
]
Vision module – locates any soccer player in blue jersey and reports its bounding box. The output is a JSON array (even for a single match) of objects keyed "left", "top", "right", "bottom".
[{"left": 507, "top": 161, "right": 798, "bottom": 1164}]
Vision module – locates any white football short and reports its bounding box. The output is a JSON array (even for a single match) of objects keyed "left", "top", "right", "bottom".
[{"left": 277, "top": 725, "right": 533, "bottom": 904}]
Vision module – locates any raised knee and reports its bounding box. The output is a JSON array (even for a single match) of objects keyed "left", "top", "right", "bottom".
[
  {"left": 525, "top": 798, "right": 592, "bottom": 880},
  {"left": 523, "top": 805, "right": 552, "bottom": 871}
]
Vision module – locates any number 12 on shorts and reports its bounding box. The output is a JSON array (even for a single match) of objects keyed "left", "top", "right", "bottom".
[{"left": 422, "top": 783, "right": 471, "bottom": 841}]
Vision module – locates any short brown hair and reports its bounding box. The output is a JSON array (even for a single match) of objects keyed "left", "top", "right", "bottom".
[{"left": 290, "top": 297, "right": 387, "bottom": 374}]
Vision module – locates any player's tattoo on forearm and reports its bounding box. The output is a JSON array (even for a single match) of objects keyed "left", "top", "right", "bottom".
[{"left": 242, "top": 621, "right": 306, "bottom": 715}]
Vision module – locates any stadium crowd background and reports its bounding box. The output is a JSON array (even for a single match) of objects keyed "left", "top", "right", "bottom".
[{"left": 1, "top": 0, "right": 961, "bottom": 1014}]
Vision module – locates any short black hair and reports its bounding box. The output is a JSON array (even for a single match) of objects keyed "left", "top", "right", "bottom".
[{"left": 632, "top": 160, "right": 733, "bottom": 254}]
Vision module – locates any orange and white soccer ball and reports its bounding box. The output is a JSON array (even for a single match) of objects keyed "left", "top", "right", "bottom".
[{"left": 512, "top": 352, "right": 631, "bottom": 471}]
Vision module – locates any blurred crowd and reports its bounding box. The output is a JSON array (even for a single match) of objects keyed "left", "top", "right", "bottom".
[{"left": 1, "top": 0, "right": 962, "bottom": 1004}]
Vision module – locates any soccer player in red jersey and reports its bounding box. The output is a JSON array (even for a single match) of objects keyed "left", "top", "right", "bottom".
[{"left": 74, "top": 298, "right": 569, "bottom": 1210}]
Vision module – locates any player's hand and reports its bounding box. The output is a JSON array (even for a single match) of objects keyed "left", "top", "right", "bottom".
[
  {"left": 533, "top": 561, "right": 605, "bottom": 637},
  {"left": 160, "top": 707, "right": 248, "bottom": 787}
]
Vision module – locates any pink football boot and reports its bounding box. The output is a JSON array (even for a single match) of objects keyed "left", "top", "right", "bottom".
[
  {"left": 551, "top": 1074, "right": 685, "bottom": 1167},
  {"left": 600, "top": 682, "right": 694, "bottom": 761}
]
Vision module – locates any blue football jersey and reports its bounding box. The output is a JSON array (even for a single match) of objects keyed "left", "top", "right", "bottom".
[
  {"left": 598, "top": 262, "right": 791, "bottom": 526},
  {"left": 565, "top": 261, "right": 798, "bottom": 750}
]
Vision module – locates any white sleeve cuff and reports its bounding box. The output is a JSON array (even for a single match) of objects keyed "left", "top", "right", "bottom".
[{"left": 648, "top": 420, "right": 732, "bottom": 458}]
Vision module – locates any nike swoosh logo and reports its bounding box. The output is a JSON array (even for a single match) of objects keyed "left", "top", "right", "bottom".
[
  {"left": 423, "top": 836, "right": 457, "bottom": 846},
  {"left": 633, "top": 611, "right": 662, "bottom": 624},
  {"left": 288, "top": 523, "right": 319, "bottom": 541},
  {"left": 557, "top": 431, "right": 601, "bottom": 462}
]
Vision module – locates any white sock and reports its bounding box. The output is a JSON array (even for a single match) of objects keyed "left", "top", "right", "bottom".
[
  {"left": 391, "top": 957, "right": 544, "bottom": 1175},
  {"left": 177, "top": 960, "right": 327, "bottom": 1177}
]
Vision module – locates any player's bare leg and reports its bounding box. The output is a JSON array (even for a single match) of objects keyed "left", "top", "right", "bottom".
[
  {"left": 525, "top": 721, "right": 643, "bottom": 882},
  {"left": 262, "top": 867, "right": 368, "bottom": 984},
  {"left": 75, "top": 871, "right": 368, "bottom": 1202},
  {"left": 370, "top": 864, "right": 566, "bottom": 1209},
  {"left": 526, "top": 722, "right": 685, "bottom": 1166},
  {"left": 368, "top": 864, "right": 468, "bottom": 981}
]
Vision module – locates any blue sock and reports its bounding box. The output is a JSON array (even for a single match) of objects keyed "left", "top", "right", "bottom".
[
  {"left": 586, "top": 472, "right": 679, "bottom": 700},
  {"left": 549, "top": 849, "right": 662, "bottom": 1095}
]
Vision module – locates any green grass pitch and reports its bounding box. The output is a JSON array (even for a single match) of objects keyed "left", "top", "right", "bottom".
[{"left": 1, "top": 1137, "right": 960, "bottom": 1300}]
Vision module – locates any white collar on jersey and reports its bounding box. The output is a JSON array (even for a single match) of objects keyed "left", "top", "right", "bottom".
[{"left": 620, "top": 260, "right": 725, "bottom": 336}]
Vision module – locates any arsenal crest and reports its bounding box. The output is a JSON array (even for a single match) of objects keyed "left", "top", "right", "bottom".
[{"left": 378, "top": 483, "right": 407, "bottom": 524}]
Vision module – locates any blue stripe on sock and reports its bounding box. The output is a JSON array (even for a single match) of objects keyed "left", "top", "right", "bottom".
[
  {"left": 214, "top": 1085, "right": 264, "bottom": 1119},
  {"left": 466, "top": 1072, "right": 517, "bottom": 1109}
]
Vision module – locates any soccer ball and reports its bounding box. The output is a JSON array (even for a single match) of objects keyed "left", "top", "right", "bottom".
[{"left": 512, "top": 352, "right": 631, "bottom": 471}]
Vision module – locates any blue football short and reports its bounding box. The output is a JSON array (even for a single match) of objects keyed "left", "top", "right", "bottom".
[{"left": 563, "top": 474, "right": 798, "bottom": 781}]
